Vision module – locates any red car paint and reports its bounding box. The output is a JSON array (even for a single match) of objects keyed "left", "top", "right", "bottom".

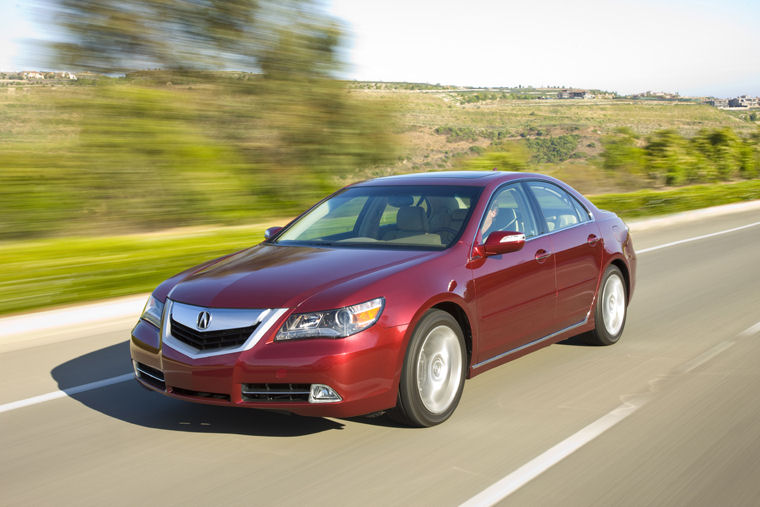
[{"left": 130, "top": 171, "right": 636, "bottom": 418}]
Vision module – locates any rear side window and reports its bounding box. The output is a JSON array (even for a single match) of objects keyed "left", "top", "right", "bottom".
[{"left": 526, "top": 181, "right": 590, "bottom": 233}]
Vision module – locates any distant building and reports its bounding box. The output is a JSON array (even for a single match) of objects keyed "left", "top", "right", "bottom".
[
  {"left": 706, "top": 98, "right": 729, "bottom": 108},
  {"left": 557, "top": 88, "right": 592, "bottom": 99},
  {"left": 22, "top": 71, "right": 44, "bottom": 80},
  {"left": 54, "top": 71, "right": 78, "bottom": 80},
  {"left": 728, "top": 95, "right": 759, "bottom": 108}
]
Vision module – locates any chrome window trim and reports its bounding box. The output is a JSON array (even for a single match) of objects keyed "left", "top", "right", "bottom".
[
  {"left": 469, "top": 178, "right": 596, "bottom": 258},
  {"left": 160, "top": 299, "right": 288, "bottom": 359},
  {"left": 521, "top": 219, "right": 596, "bottom": 243}
]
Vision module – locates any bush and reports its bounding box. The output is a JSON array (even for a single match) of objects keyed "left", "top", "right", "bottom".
[{"left": 524, "top": 134, "right": 580, "bottom": 163}]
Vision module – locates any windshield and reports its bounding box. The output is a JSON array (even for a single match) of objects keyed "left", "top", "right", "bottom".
[{"left": 274, "top": 185, "right": 482, "bottom": 250}]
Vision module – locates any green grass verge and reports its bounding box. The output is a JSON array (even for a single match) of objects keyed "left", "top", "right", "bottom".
[
  {"left": 2, "top": 180, "right": 759, "bottom": 317},
  {"left": 0, "top": 222, "right": 282, "bottom": 316},
  {"left": 590, "top": 179, "right": 760, "bottom": 219}
]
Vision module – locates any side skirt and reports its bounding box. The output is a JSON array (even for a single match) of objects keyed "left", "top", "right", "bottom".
[{"left": 472, "top": 317, "right": 589, "bottom": 371}]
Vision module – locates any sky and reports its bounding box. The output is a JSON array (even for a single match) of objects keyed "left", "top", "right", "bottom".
[{"left": 1, "top": 0, "right": 758, "bottom": 98}]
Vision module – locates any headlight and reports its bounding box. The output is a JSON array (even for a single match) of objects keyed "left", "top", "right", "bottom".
[
  {"left": 275, "top": 297, "right": 384, "bottom": 341},
  {"left": 140, "top": 295, "right": 164, "bottom": 329}
]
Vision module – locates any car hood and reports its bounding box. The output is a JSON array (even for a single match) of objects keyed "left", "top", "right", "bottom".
[{"left": 166, "top": 244, "right": 436, "bottom": 310}]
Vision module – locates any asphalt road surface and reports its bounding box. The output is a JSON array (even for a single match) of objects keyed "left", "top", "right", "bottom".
[{"left": 2, "top": 209, "right": 759, "bottom": 507}]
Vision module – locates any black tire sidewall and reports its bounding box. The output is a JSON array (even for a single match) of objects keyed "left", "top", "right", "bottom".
[
  {"left": 397, "top": 310, "right": 466, "bottom": 427},
  {"left": 593, "top": 265, "right": 627, "bottom": 345}
]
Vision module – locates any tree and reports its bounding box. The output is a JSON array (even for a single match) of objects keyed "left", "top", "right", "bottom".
[
  {"left": 41, "top": 0, "right": 343, "bottom": 79},
  {"left": 19, "top": 0, "right": 399, "bottom": 235}
]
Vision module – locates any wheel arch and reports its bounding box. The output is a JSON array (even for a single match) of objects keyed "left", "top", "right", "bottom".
[
  {"left": 609, "top": 258, "right": 631, "bottom": 300},
  {"left": 431, "top": 301, "right": 474, "bottom": 374}
]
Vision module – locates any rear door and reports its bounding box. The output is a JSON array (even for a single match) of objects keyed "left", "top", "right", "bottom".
[{"left": 525, "top": 181, "right": 603, "bottom": 330}]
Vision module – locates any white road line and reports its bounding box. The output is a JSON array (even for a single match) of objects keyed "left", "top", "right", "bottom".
[
  {"left": 739, "top": 320, "right": 760, "bottom": 337},
  {"left": 678, "top": 341, "right": 736, "bottom": 374},
  {"left": 460, "top": 319, "right": 760, "bottom": 507},
  {"left": 0, "top": 373, "right": 133, "bottom": 414},
  {"left": 636, "top": 221, "right": 760, "bottom": 254}
]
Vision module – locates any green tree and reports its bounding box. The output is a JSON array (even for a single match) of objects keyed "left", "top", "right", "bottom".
[
  {"left": 601, "top": 127, "right": 646, "bottom": 176},
  {"left": 461, "top": 142, "right": 531, "bottom": 172},
  {"left": 644, "top": 130, "right": 692, "bottom": 186}
]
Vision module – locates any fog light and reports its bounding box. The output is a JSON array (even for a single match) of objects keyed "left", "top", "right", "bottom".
[{"left": 309, "top": 384, "right": 342, "bottom": 403}]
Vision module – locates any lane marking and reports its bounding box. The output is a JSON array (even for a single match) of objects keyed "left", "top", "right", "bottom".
[
  {"left": 636, "top": 221, "right": 760, "bottom": 254},
  {"left": 677, "top": 341, "right": 735, "bottom": 374},
  {"left": 460, "top": 319, "right": 760, "bottom": 506},
  {"left": 460, "top": 399, "right": 644, "bottom": 507},
  {"left": 0, "top": 373, "right": 133, "bottom": 415},
  {"left": 739, "top": 320, "right": 760, "bottom": 337}
]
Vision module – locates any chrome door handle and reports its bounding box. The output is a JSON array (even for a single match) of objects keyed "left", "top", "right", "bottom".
[{"left": 535, "top": 249, "right": 551, "bottom": 263}]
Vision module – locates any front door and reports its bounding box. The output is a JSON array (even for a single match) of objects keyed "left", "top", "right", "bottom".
[{"left": 470, "top": 183, "right": 557, "bottom": 363}]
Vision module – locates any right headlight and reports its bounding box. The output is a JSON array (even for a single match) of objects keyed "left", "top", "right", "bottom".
[
  {"left": 275, "top": 297, "right": 384, "bottom": 341},
  {"left": 140, "top": 295, "right": 164, "bottom": 329}
]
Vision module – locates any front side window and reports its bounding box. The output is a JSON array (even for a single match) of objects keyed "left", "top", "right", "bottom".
[
  {"left": 479, "top": 184, "right": 539, "bottom": 240},
  {"left": 275, "top": 185, "right": 482, "bottom": 250},
  {"left": 526, "top": 181, "right": 590, "bottom": 233}
]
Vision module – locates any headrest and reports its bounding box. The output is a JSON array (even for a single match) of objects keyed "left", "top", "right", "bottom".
[
  {"left": 388, "top": 195, "right": 414, "bottom": 207},
  {"left": 397, "top": 206, "right": 426, "bottom": 232}
]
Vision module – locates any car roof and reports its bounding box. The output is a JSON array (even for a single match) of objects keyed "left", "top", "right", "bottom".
[{"left": 354, "top": 171, "right": 528, "bottom": 187}]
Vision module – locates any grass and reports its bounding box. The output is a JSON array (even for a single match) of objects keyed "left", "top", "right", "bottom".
[
  {"left": 590, "top": 179, "right": 760, "bottom": 219},
  {"left": 0, "top": 221, "right": 285, "bottom": 316},
  {"left": 3, "top": 180, "right": 759, "bottom": 316}
]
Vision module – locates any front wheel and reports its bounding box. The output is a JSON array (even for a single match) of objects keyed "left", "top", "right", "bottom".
[
  {"left": 585, "top": 265, "right": 628, "bottom": 346},
  {"left": 392, "top": 310, "right": 466, "bottom": 427}
]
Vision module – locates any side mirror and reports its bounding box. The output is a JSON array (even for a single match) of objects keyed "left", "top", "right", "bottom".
[
  {"left": 481, "top": 231, "right": 525, "bottom": 256},
  {"left": 264, "top": 226, "right": 283, "bottom": 241}
]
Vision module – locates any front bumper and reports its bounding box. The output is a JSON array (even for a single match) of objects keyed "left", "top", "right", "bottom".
[{"left": 129, "top": 317, "right": 408, "bottom": 418}]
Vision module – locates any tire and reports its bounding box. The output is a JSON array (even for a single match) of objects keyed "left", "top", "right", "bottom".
[
  {"left": 585, "top": 265, "right": 627, "bottom": 346},
  {"left": 391, "top": 310, "right": 467, "bottom": 427}
]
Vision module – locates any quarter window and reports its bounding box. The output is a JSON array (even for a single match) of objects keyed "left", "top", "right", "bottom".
[{"left": 526, "top": 181, "right": 590, "bottom": 233}]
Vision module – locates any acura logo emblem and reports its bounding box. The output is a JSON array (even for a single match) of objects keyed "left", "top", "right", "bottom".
[{"left": 196, "top": 311, "right": 211, "bottom": 330}]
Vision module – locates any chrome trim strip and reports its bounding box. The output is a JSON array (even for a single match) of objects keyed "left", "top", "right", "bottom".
[
  {"left": 161, "top": 299, "right": 289, "bottom": 359},
  {"left": 243, "top": 391, "right": 310, "bottom": 395},
  {"left": 135, "top": 365, "right": 164, "bottom": 383},
  {"left": 472, "top": 317, "right": 588, "bottom": 370}
]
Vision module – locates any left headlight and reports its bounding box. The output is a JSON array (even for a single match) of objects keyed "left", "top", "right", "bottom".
[
  {"left": 275, "top": 297, "right": 385, "bottom": 341},
  {"left": 140, "top": 295, "right": 164, "bottom": 329}
]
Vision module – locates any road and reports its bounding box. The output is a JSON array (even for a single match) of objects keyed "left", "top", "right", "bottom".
[{"left": 2, "top": 208, "right": 759, "bottom": 506}]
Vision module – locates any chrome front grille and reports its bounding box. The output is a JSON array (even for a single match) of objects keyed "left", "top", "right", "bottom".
[
  {"left": 242, "top": 383, "right": 311, "bottom": 402},
  {"left": 170, "top": 319, "right": 257, "bottom": 351},
  {"left": 162, "top": 301, "right": 287, "bottom": 358}
]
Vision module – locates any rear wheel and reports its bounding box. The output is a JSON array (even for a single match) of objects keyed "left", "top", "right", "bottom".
[
  {"left": 585, "top": 265, "right": 627, "bottom": 346},
  {"left": 392, "top": 310, "right": 466, "bottom": 427}
]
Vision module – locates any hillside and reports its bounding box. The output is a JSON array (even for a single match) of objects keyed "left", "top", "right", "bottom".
[
  {"left": 1, "top": 77, "right": 758, "bottom": 239},
  {"left": 346, "top": 87, "right": 759, "bottom": 193}
]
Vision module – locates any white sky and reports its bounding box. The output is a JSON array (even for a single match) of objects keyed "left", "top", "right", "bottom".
[
  {"left": 1, "top": 0, "right": 758, "bottom": 97},
  {"left": 329, "top": 0, "right": 759, "bottom": 97}
]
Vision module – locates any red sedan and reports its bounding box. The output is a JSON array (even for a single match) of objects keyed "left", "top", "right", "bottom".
[{"left": 131, "top": 171, "right": 636, "bottom": 426}]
